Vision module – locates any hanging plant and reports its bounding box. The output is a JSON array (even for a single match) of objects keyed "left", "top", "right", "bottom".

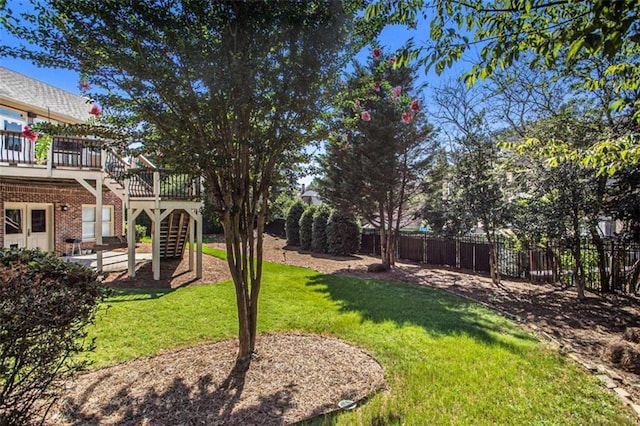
[{"left": 34, "top": 134, "right": 52, "bottom": 164}]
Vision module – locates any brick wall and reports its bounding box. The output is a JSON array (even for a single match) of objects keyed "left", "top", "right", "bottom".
[{"left": 0, "top": 179, "right": 123, "bottom": 255}]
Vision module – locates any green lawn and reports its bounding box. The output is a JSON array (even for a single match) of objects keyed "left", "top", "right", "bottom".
[{"left": 89, "top": 246, "right": 635, "bottom": 424}]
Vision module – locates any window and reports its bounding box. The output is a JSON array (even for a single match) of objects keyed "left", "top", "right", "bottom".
[
  {"left": 82, "top": 205, "right": 114, "bottom": 240},
  {"left": 31, "top": 209, "right": 46, "bottom": 233},
  {"left": 3, "top": 120, "right": 23, "bottom": 152},
  {"left": 5, "top": 209, "right": 23, "bottom": 234}
]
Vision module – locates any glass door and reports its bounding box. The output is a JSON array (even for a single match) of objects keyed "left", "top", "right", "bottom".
[{"left": 4, "top": 205, "right": 25, "bottom": 249}]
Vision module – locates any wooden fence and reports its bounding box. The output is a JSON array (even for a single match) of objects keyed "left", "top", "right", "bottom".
[{"left": 359, "top": 230, "right": 640, "bottom": 294}]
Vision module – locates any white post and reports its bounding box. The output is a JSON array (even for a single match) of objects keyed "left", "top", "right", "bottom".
[
  {"left": 196, "top": 209, "right": 203, "bottom": 279},
  {"left": 47, "top": 136, "right": 54, "bottom": 176},
  {"left": 189, "top": 212, "right": 194, "bottom": 272},
  {"left": 128, "top": 207, "right": 136, "bottom": 277},
  {"left": 153, "top": 208, "right": 161, "bottom": 280},
  {"left": 96, "top": 174, "right": 103, "bottom": 272}
]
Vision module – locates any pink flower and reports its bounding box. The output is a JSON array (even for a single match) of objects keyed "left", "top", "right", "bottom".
[
  {"left": 353, "top": 100, "right": 361, "bottom": 111},
  {"left": 392, "top": 86, "right": 402, "bottom": 97},
  {"left": 361, "top": 111, "right": 371, "bottom": 122},
  {"left": 373, "top": 81, "right": 381, "bottom": 92},
  {"left": 79, "top": 81, "right": 90, "bottom": 90},
  {"left": 410, "top": 99, "right": 420, "bottom": 112},
  {"left": 373, "top": 48, "right": 382, "bottom": 59},
  {"left": 389, "top": 56, "right": 397, "bottom": 66},
  {"left": 22, "top": 125, "right": 39, "bottom": 142},
  {"left": 156, "top": 151, "right": 164, "bottom": 158},
  {"left": 401, "top": 112, "right": 413, "bottom": 123},
  {"left": 89, "top": 104, "right": 101, "bottom": 117}
]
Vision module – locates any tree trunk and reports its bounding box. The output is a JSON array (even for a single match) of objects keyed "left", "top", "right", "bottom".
[
  {"left": 379, "top": 207, "right": 391, "bottom": 270},
  {"left": 572, "top": 209, "right": 586, "bottom": 300},
  {"left": 486, "top": 234, "right": 501, "bottom": 286},
  {"left": 223, "top": 211, "right": 253, "bottom": 359},
  {"left": 220, "top": 190, "right": 268, "bottom": 360},
  {"left": 572, "top": 238, "right": 586, "bottom": 300},
  {"left": 589, "top": 225, "right": 610, "bottom": 293}
]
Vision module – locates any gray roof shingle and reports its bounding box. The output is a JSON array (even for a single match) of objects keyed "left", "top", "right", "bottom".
[{"left": 0, "top": 66, "right": 90, "bottom": 123}]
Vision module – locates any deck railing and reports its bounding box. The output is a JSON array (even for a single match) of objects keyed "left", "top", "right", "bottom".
[
  {"left": 52, "top": 136, "right": 103, "bottom": 169},
  {"left": 0, "top": 130, "right": 37, "bottom": 165},
  {"left": 1, "top": 130, "right": 202, "bottom": 201}
]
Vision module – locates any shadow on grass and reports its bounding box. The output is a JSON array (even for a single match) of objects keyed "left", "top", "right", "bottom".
[
  {"left": 307, "top": 273, "right": 536, "bottom": 351},
  {"left": 59, "top": 359, "right": 295, "bottom": 426},
  {"left": 102, "top": 288, "right": 174, "bottom": 303}
]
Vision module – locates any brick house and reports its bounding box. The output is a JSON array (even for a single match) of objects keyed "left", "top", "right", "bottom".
[{"left": 0, "top": 66, "right": 203, "bottom": 280}]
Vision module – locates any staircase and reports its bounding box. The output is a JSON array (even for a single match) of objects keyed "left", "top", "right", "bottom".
[
  {"left": 160, "top": 210, "right": 190, "bottom": 259},
  {"left": 102, "top": 150, "right": 198, "bottom": 262}
]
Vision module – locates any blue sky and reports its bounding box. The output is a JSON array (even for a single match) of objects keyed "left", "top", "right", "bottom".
[{"left": 1, "top": 15, "right": 468, "bottom": 99}]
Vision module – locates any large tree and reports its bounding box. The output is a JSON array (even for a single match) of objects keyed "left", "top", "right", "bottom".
[
  {"left": 2, "top": 0, "right": 360, "bottom": 359},
  {"left": 430, "top": 82, "right": 513, "bottom": 285},
  {"left": 318, "top": 47, "right": 437, "bottom": 269}
]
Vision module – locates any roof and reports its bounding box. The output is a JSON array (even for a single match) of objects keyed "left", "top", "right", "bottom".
[{"left": 0, "top": 66, "right": 90, "bottom": 123}]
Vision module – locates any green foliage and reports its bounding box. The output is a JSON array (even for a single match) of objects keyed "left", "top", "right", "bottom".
[
  {"left": 267, "top": 188, "right": 299, "bottom": 223},
  {"left": 134, "top": 224, "right": 146, "bottom": 242},
  {"left": 298, "top": 205, "right": 317, "bottom": 251},
  {"left": 34, "top": 134, "right": 52, "bottom": 164},
  {"left": 365, "top": 0, "right": 640, "bottom": 174},
  {"left": 311, "top": 205, "right": 331, "bottom": 253},
  {"left": 0, "top": 249, "right": 104, "bottom": 425},
  {"left": 125, "top": 223, "right": 147, "bottom": 242},
  {"left": 285, "top": 200, "right": 307, "bottom": 246},
  {"left": 326, "top": 210, "right": 361, "bottom": 255}
]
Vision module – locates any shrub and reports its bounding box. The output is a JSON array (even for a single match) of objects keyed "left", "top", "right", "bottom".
[
  {"left": 326, "top": 210, "right": 361, "bottom": 256},
  {"left": 124, "top": 223, "right": 147, "bottom": 242},
  {"left": 298, "top": 205, "right": 317, "bottom": 251},
  {"left": 135, "top": 224, "right": 147, "bottom": 242},
  {"left": 285, "top": 200, "right": 306, "bottom": 246},
  {"left": 311, "top": 206, "right": 331, "bottom": 253},
  {"left": 0, "top": 249, "right": 105, "bottom": 425}
]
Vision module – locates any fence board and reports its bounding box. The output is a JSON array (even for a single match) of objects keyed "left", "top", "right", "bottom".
[
  {"left": 398, "top": 234, "right": 424, "bottom": 262},
  {"left": 425, "top": 238, "right": 457, "bottom": 267}
]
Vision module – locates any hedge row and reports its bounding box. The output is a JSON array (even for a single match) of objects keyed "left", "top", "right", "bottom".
[{"left": 285, "top": 202, "right": 361, "bottom": 256}]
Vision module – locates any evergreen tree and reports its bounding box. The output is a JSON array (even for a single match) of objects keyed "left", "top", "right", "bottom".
[
  {"left": 286, "top": 201, "right": 307, "bottom": 247},
  {"left": 326, "top": 210, "right": 361, "bottom": 256},
  {"left": 311, "top": 206, "right": 331, "bottom": 253},
  {"left": 319, "top": 45, "right": 438, "bottom": 269},
  {"left": 298, "top": 205, "right": 317, "bottom": 251}
]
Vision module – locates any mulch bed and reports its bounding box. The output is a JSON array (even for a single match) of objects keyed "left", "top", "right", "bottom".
[{"left": 46, "top": 334, "right": 385, "bottom": 425}]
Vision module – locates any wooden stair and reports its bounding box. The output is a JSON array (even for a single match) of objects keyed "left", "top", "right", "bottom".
[{"left": 160, "top": 210, "right": 190, "bottom": 259}]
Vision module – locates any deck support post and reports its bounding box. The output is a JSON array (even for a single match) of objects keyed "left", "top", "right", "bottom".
[{"left": 152, "top": 208, "right": 161, "bottom": 280}]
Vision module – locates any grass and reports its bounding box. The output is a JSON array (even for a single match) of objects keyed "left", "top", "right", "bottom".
[{"left": 88, "top": 245, "right": 635, "bottom": 424}]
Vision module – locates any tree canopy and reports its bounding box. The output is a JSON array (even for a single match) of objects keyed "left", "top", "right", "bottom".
[
  {"left": 365, "top": 0, "right": 640, "bottom": 172},
  {"left": 1, "top": 0, "right": 361, "bottom": 359}
]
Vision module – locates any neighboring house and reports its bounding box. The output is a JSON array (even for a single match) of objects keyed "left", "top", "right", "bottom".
[
  {"left": 300, "top": 184, "right": 322, "bottom": 205},
  {"left": 0, "top": 66, "right": 204, "bottom": 280}
]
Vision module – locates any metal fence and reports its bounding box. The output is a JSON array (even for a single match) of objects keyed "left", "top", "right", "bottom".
[{"left": 359, "top": 230, "right": 640, "bottom": 294}]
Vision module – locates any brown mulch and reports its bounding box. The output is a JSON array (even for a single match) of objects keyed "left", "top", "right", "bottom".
[
  {"left": 77, "top": 233, "right": 640, "bottom": 423},
  {"left": 101, "top": 244, "right": 231, "bottom": 289},
  {"left": 47, "top": 334, "right": 384, "bottom": 425}
]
